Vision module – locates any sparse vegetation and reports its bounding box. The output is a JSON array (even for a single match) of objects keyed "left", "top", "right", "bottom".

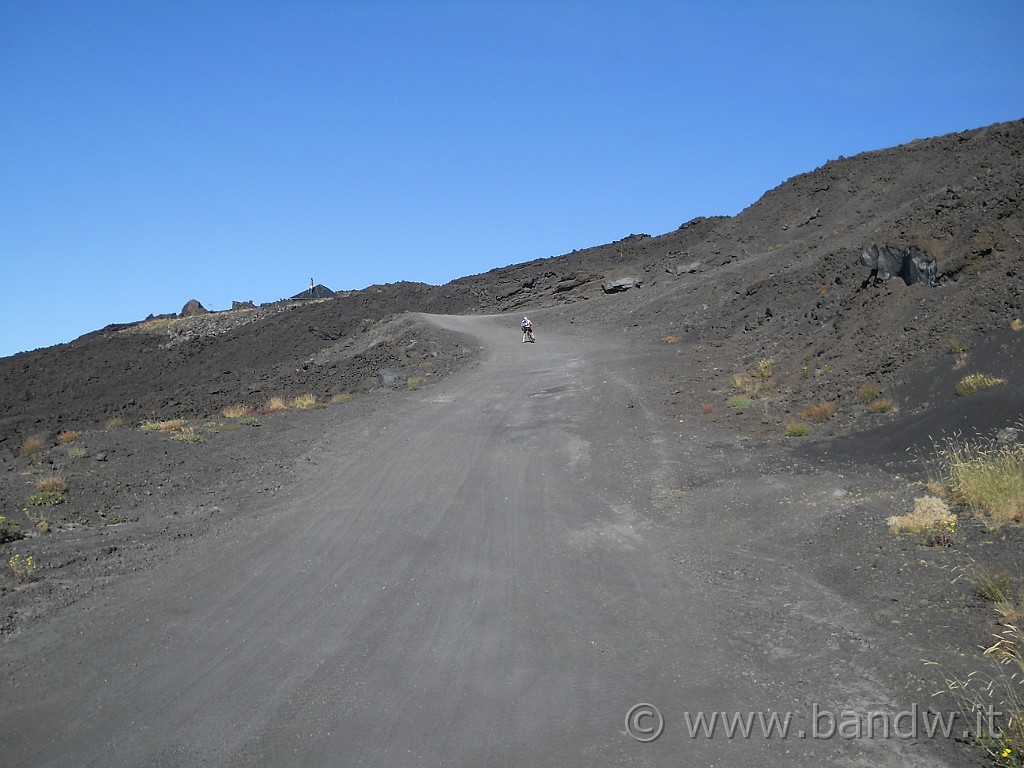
[
  {"left": 330, "top": 393, "right": 353, "bottom": 404},
  {"left": 785, "top": 421, "right": 809, "bottom": 437},
  {"left": 170, "top": 428, "right": 203, "bottom": 443},
  {"left": 56, "top": 430, "right": 79, "bottom": 444},
  {"left": 856, "top": 383, "right": 881, "bottom": 404},
  {"left": 949, "top": 338, "right": 966, "bottom": 355},
  {"left": 140, "top": 419, "right": 189, "bottom": 433},
  {"left": 932, "top": 434, "right": 1024, "bottom": 526},
  {"left": 801, "top": 401, "right": 838, "bottom": 423},
  {"left": 31, "top": 514, "right": 50, "bottom": 535},
  {"left": 0, "top": 516, "right": 25, "bottom": 544},
  {"left": 956, "top": 373, "right": 1007, "bottom": 396},
  {"left": 222, "top": 404, "right": 253, "bottom": 418},
  {"left": 662, "top": 335, "right": 681, "bottom": 344},
  {"left": 8, "top": 554, "right": 36, "bottom": 584},
  {"left": 967, "top": 565, "right": 1016, "bottom": 604},
  {"left": 887, "top": 495, "right": 957, "bottom": 539},
  {"left": 868, "top": 398, "right": 893, "bottom": 413},
  {"left": 407, "top": 376, "right": 424, "bottom": 391},
  {"left": 67, "top": 445, "right": 89, "bottom": 458},
  {"left": 754, "top": 358, "right": 774, "bottom": 379},
  {"left": 104, "top": 416, "right": 124, "bottom": 430},
  {"left": 700, "top": 403, "right": 714, "bottom": 415},
  {"left": 34, "top": 476, "right": 67, "bottom": 494},
  {"left": 238, "top": 416, "right": 262, "bottom": 427},
  {"left": 290, "top": 393, "right": 317, "bottom": 410},
  {"left": 26, "top": 491, "right": 67, "bottom": 507},
  {"left": 938, "top": 600, "right": 1024, "bottom": 766},
  {"left": 19, "top": 437, "right": 44, "bottom": 456},
  {"left": 264, "top": 397, "right": 290, "bottom": 413},
  {"left": 1012, "top": 319, "right": 1023, "bottom": 332},
  {"left": 726, "top": 396, "right": 751, "bottom": 410}
]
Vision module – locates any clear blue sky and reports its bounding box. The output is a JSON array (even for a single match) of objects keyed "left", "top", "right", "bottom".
[{"left": 2, "top": 1, "right": 1021, "bottom": 357}]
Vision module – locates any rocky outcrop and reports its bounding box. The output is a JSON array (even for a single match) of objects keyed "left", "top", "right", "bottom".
[
  {"left": 180, "top": 299, "right": 208, "bottom": 317},
  {"left": 859, "top": 245, "right": 937, "bottom": 286},
  {"left": 602, "top": 277, "right": 642, "bottom": 293}
]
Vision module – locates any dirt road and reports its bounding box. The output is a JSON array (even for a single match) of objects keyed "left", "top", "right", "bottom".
[{"left": 1, "top": 314, "right": 959, "bottom": 766}]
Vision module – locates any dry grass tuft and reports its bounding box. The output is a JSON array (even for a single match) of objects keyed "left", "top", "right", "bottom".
[
  {"left": 330, "top": 393, "right": 353, "bottom": 404},
  {"left": 264, "top": 397, "right": 290, "bottom": 413},
  {"left": 1012, "top": 319, "right": 1023, "bottom": 332},
  {"left": 19, "top": 437, "right": 44, "bottom": 456},
  {"left": 141, "top": 419, "right": 189, "bottom": 433},
  {"left": 933, "top": 435, "right": 1024, "bottom": 526},
  {"left": 801, "top": 401, "right": 838, "bottom": 423},
  {"left": 856, "top": 383, "right": 881, "bottom": 404},
  {"left": 662, "top": 335, "right": 681, "bottom": 344},
  {"left": 56, "top": 430, "right": 79, "bottom": 444},
  {"left": 785, "top": 421, "right": 809, "bottom": 437},
  {"left": 868, "top": 398, "right": 893, "bottom": 413},
  {"left": 104, "top": 416, "right": 124, "bottom": 430},
  {"left": 956, "top": 373, "right": 1007, "bottom": 396},
  {"left": 290, "top": 393, "right": 317, "bottom": 410},
  {"left": 34, "top": 476, "right": 67, "bottom": 494},
  {"left": 888, "top": 495, "right": 957, "bottom": 535},
  {"left": 222, "top": 404, "right": 253, "bottom": 419}
]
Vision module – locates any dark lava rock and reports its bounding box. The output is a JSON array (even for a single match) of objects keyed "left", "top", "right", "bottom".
[
  {"left": 859, "top": 244, "right": 938, "bottom": 286},
  {"left": 180, "top": 299, "right": 208, "bottom": 317}
]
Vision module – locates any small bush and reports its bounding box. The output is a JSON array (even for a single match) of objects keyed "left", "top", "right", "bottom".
[
  {"left": 33, "top": 516, "right": 50, "bottom": 535},
  {"left": 868, "top": 398, "right": 893, "bottom": 413},
  {"left": 856, "top": 383, "right": 881, "bottom": 404},
  {"left": 8, "top": 554, "right": 35, "bottom": 584},
  {"left": 104, "top": 416, "right": 124, "bottom": 430},
  {"left": 330, "top": 393, "right": 353, "bottom": 404},
  {"left": 785, "top": 421, "right": 809, "bottom": 437},
  {"left": 238, "top": 416, "right": 262, "bottom": 427},
  {"left": 726, "top": 396, "right": 751, "bottom": 410},
  {"left": 956, "top": 373, "right": 1007, "bottom": 396},
  {"left": 67, "top": 445, "right": 89, "bottom": 458},
  {"left": 56, "top": 430, "right": 79, "bottom": 444},
  {"left": 222, "top": 404, "right": 253, "bottom": 419},
  {"left": 1011, "top": 319, "right": 1023, "bottom": 332},
  {"left": 801, "top": 401, "right": 838, "bottom": 423},
  {"left": 949, "top": 338, "right": 966, "bottom": 355},
  {"left": 407, "top": 377, "right": 424, "bottom": 391},
  {"left": 662, "top": 335, "right": 681, "bottom": 344},
  {"left": 700, "top": 403, "right": 714, "bottom": 415},
  {"left": 34, "top": 476, "right": 67, "bottom": 494},
  {"left": 19, "top": 437, "right": 44, "bottom": 456},
  {"left": 888, "top": 495, "right": 957, "bottom": 536}
]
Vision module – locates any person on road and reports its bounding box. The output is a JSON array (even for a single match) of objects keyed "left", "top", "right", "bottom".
[{"left": 521, "top": 316, "right": 535, "bottom": 343}]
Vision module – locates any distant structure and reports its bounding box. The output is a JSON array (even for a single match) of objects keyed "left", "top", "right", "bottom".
[{"left": 291, "top": 278, "right": 336, "bottom": 300}]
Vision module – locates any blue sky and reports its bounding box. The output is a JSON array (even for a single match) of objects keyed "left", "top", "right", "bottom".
[{"left": 2, "top": 1, "right": 1022, "bottom": 357}]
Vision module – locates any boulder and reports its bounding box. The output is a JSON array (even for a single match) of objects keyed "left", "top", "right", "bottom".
[
  {"left": 859, "top": 245, "right": 937, "bottom": 286},
  {"left": 377, "top": 369, "right": 402, "bottom": 388},
  {"left": 232, "top": 300, "right": 256, "bottom": 310},
  {"left": 180, "top": 299, "right": 208, "bottom": 317},
  {"left": 601, "top": 277, "right": 642, "bottom": 293}
]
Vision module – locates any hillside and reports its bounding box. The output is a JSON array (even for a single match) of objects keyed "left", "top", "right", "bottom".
[{"left": 2, "top": 119, "right": 1021, "bottom": 452}]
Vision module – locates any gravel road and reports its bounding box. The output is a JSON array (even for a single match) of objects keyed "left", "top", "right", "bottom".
[{"left": 1, "top": 314, "right": 962, "bottom": 766}]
